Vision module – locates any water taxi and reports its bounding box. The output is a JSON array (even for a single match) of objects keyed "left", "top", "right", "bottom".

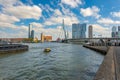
[{"left": 44, "top": 48, "right": 51, "bottom": 52}]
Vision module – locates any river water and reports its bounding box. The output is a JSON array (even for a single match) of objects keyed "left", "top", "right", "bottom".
[{"left": 0, "top": 43, "right": 104, "bottom": 80}]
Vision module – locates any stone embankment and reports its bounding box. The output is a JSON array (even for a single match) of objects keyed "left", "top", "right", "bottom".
[
  {"left": 83, "top": 45, "right": 108, "bottom": 54},
  {"left": 83, "top": 45, "right": 120, "bottom": 80}
]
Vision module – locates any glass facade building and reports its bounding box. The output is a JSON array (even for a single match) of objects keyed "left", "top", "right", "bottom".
[
  {"left": 112, "top": 26, "right": 117, "bottom": 38},
  {"left": 31, "top": 30, "right": 34, "bottom": 39},
  {"left": 118, "top": 26, "right": 120, "bottom": 38},
  {"left": 72, "top": 23, "right": 86, "bottom": 39}
]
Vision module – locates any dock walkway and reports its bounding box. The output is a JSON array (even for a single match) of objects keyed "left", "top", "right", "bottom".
[
  {"left": 94, "top": 47, "right": 120, "bottom": 80},
  {"left": 94, "top": 47, "right": 115, "bottom": 80},
  {"left": 83, "top": 45, "right": 120, "bottom": 80}
]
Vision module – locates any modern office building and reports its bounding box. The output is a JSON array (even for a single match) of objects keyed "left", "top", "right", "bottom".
[
  {"left": 111, "top": 32, "right": 116, "bottom": 38},
  {"left": 118, "top": 26, "right": 120, "bottom": 38},
  {"left": 28, "top": 24, "right": 35, "bottom": 39},
  {"left": 112, "top": 26, "right": 117, "bottom": 32},
  {"left": 112, "top": 26, "right": 117, "bottom": 38},
  {"left": 72, "top": 23, "right": 86, "bottom": 39},
  {"left": 118, "top": 26, "right": 120, "bottom": 31},
  {"left": 41, "top": 33, "right": 44, "bottom": 42},
  {"left": 115, "top": 32, "right": 119, "bottom": 38},
  {"left": 88, "top": 25, "right": 93, "bottom": 38},
  {"left": 31, "top": 30, "right": 34, "bottom": 39},
  {"left": 28, "top": 24, "right": 31, "bottom": 38}
]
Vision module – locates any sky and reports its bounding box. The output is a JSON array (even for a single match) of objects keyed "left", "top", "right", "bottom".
[{"left": 0, "top": 0, "right": 120, "bottom": 40}]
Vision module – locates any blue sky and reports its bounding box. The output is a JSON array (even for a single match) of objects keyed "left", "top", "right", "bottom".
[{"left": 0, "top": 0, "right": 120, "bottom": 40}]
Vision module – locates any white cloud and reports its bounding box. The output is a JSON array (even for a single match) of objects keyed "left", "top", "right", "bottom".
[
  {"left": 44, "top": 15, "right": 79, "bottom": 26},
  {"left": 0, "top": 24, "right": 28, "bottom": 38},
  {"left": 44, "top": 7, "right": 79, "bottom": 26},
  {"left": 60, "top": 4, "right": 75, "bottom": 16},
  {"left": 0, "top": 0, "right": 23, "bottom": 7},
  {"left": 0, "top": 30, "right": 27, "bottom": 38},
  {"left": 31, "top": 22, "right": 43, "bottom": 28},
  {"left": 0, "top": 14, "right": 20, "bottom": 23},
  {"left": 39, "top": 4, "right": 54, "bottom": 12},
  {"left": 80, "top": 6, "right": 100, "bottom": 18},
  {"left": 54, "top": 9, "right": 62, "bottom": 16},
  {"left": 3, "top": 5, "right": 42, "bottom": 20},
  {"left": 38, "top": 4, "right": 54, "bottom": 17},
  {"left": 61, "top": 0, "right": 82, "bottom": 8},
  {"left": 97, "top": 18, "right": 120, "bottom": 24},
  {"left": 92, "top": 24, "right": 111, "bottom": 37},
  {"left": 111, "top": 11, "right": 120, "bottom": 17},
  {"left": 0, "top": 22, "right": 28, "bottom": 30}
]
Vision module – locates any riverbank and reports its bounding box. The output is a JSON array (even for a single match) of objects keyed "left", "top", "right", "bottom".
[
  {"left": 83, "top": 45, "right": 108, "bottom": 54},
  {"left": 83, "top": 45, "right": 120, "bottom": 80},
  {"left": 94, "top": 47, "right": 115, "bottom": 80}
]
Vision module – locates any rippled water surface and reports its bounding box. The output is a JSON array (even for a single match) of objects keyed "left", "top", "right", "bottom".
[{"left": 0, "top": 43, "right": 104, "bottom": 80}]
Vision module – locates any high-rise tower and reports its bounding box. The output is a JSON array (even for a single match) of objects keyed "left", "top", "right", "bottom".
[
  {"left": 118, "top": 26, "right": 120, "bottom": 38},
  {"left": 72, "top": 23, "right": 86, "bottom": 39},
  {"left": 88, "top": 25, "right": 93, "bottom": 38},
  {"left": 31, "top": 30, "right": 34, "bottom": 39},
  {"left": 112, "top": 26, "right": 117, "bottom": 38},
  {"left": 28, "top": 24, "right": 31, "bottom": 38}
]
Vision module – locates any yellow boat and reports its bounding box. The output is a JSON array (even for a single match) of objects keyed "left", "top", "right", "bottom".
[{"left": 44, "top": 48, "right": 51, "bottom": 52}]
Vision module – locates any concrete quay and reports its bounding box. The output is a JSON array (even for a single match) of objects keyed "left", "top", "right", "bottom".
[
  {"left": 94, "top": 47, "right": 115, "bottom": 80},
  {"left": 83, "top": 45, "right": 120, "bottom": 80},
  {"left": 83, "top": 45, "right": 108, "bottom": 54}
]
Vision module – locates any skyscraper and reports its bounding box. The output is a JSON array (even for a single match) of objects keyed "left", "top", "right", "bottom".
[
  {"left": 28, "top": 24, "right": 31, "bottom": 38},
  {"left": 28, "top": 24, "right": 34, "bottom": 39},
  {"left": 41, "top": 33, "right": 44, "bottom": 42},
  {"left": 112, "top": 26, "right": 116, "bottom": 32},
  {"left": 112, "top": 26, "right": 117, "bottom": 38},
  {"left": 118, "top": 26, "right": 120, "bottom": 38},
  {"left": 72, "top": 23, "right": 86, "bottom": 39},
  {"left": 31, "top": 30, "right": 34, "bottom": 39},
  {"left": 118, "top": 26, "right": 120, "bottom": 31},
  {"left": 88, "top": 25, "right": 93, "bottom": 38}
]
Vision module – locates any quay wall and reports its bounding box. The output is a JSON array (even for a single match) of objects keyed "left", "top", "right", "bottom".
[
  {"left": 83, "top": 45, "right": 108, "bottom": 54},
  {"left": 83, "top": 45, "right": 120, "bottom": 80},
  {"left": 94, "top": 47, "right": 115, "bottom": 80}
]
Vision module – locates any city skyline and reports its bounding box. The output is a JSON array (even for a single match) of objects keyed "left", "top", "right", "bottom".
[{"left": 0, "top": 0, "right": 120, "bottom": 39}]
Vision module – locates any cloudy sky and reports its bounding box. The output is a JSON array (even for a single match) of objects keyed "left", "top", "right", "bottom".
[{"left": 0, "top": 0, "right": 120, "bottom": 40}]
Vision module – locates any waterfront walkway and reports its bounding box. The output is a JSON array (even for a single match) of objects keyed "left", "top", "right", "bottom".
[
  {"left": 83, "top": 45, "right": 120, "bottom": 80},
  {"left": 94, "top": 47, "right": 120, "bottom": 80}
]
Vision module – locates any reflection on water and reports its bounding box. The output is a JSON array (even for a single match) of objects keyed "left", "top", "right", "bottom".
[{"left": 0, "top": 43, "right": 104, "bottom": 80}]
